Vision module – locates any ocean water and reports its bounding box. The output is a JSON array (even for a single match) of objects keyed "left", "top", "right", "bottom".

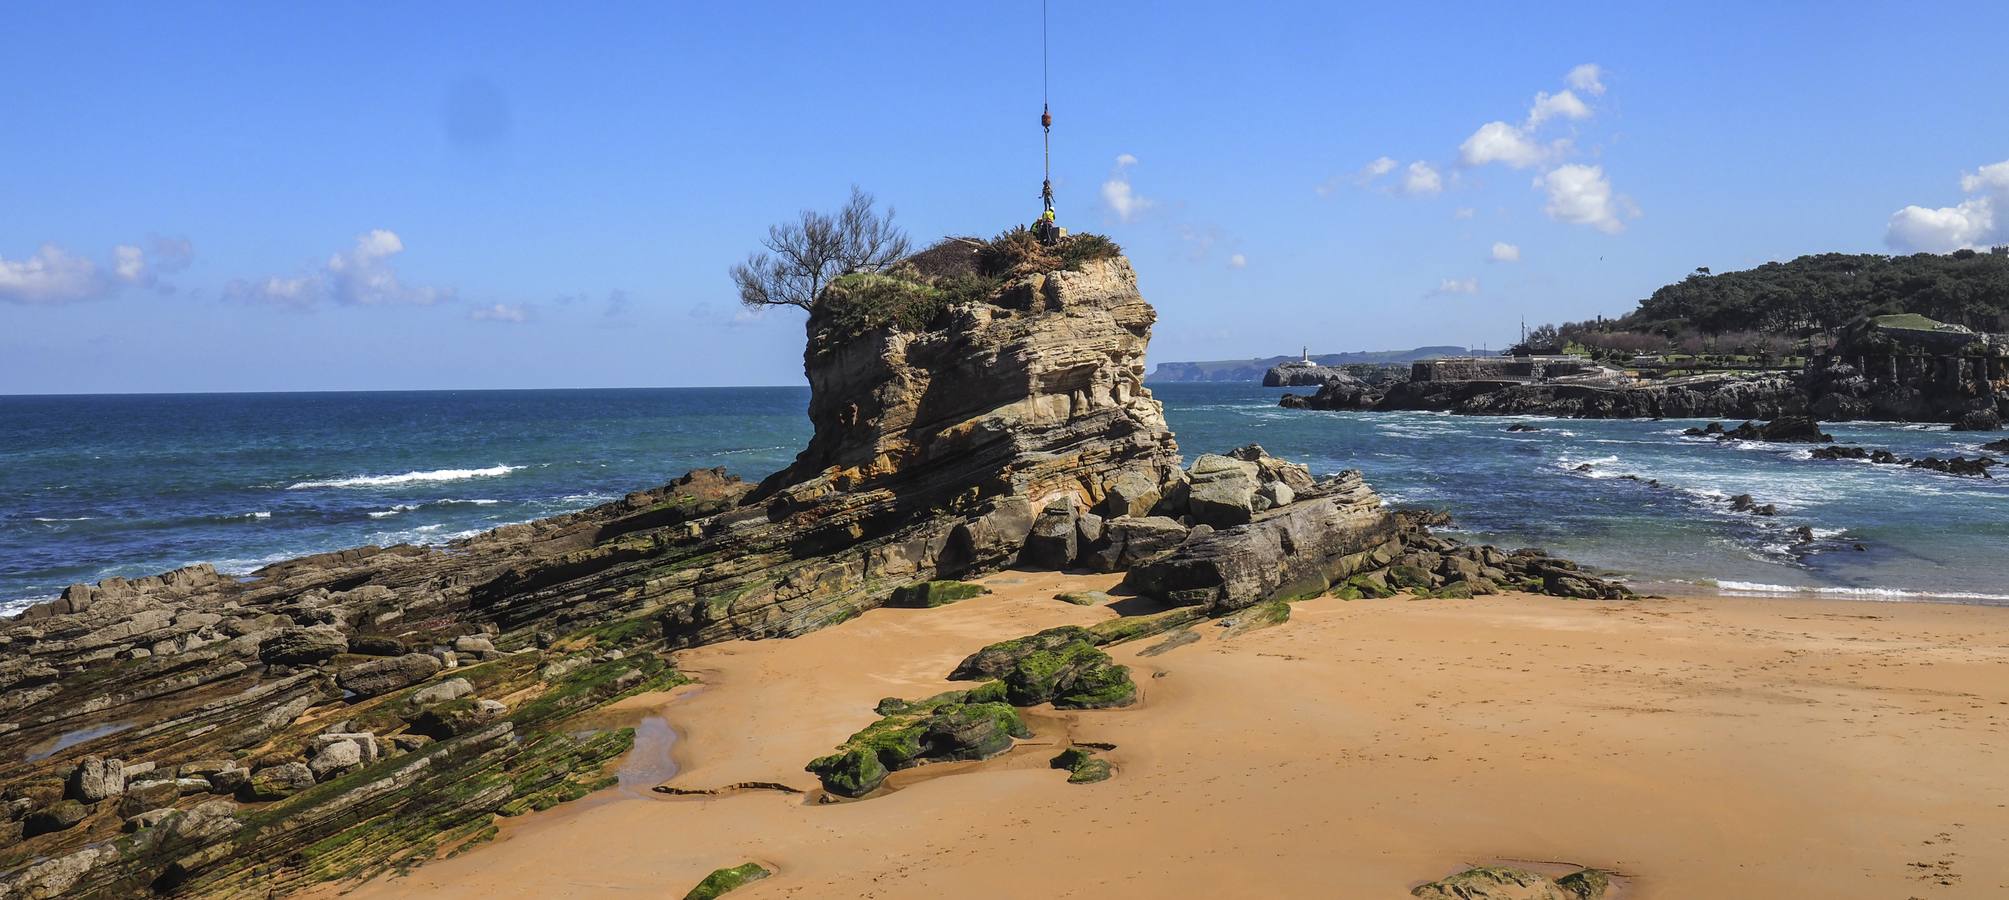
[{"left": 2, "top": 384, "right": 2004, "bottom": 613}]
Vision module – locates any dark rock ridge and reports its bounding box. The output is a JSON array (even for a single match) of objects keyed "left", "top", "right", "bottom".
[
  {"left": 1282, "top": 317, "right": 2007, "bottom": 426},
  {"left": 0, "top": 250, "right": 1620, "bottom": 895},
  {"left": 1810, "top": 445, "right": 1997, "bottom": 478},
  {"left": 1681, "top": 417, "right": 1832, "bottom": 443}
]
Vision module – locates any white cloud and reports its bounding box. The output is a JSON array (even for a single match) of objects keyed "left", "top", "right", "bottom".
[
  {"left": 1567, "top": 63, "right": 1606, "bottom": 96},
  {"left": 1401, "top": 161, "right": 1443, "bottom": 195},
  {"left": 1228, "top": 253, "right": 1247, "bottom": 269},
  {"left": 1527, "top": 90, "right": 1591, "bottom": 127},
  {"left": 1886, "top": 198, "right": 1995, "bottom": 252},
  {"left": 1460, "top": 121, "right": 1549, "bottom": 169},
  {"left": 1321, "top": 155, "right": 1441, "bottom": 198},
  {"left": 1536, "top": 164, "right": 1626, "bottom": 233},
  {"left": 1454, "top": 207, "right": 1476, "bottom": 220},
  {"left": 227, "top": 229, "right": 455, "bottom": 309},
  {"left": 1962, "top": 160, "right": 2009, "bottom": 193},
  {"left": 1432, "top": 277, "right": 1480, "bottom": 295},
  {"left": 0, "top": 237, "right": 192, "bottom": 305},
  {"left": 113, "top": 245, "right": 146, "bottom": 281},
  {"left": 1490, "top": 241, "right": 1521, "bottom": 262},
  {"left": 469, "top": 303, "right": 529, "bottom": 323},
  {"left": 1886, "top": 158, "right": 2009, "bottom": 252},
  {"left": 0, "top": 244, "right": 107, "bottom": 305},
  {"left": 1101, "top": 154, "right": 1152, "bottom": 223}
]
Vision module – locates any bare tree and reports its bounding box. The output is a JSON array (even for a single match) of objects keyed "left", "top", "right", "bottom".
[{"left": 731, "top": 186, "right": 911, "bottom": 311}]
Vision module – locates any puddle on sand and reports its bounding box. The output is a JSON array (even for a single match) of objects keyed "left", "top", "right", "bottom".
[
  {"left": 25, "top": 721, "right": 135, "bottom": 762},
  {"left": 614, "top": 716, "right": 679, "bottom": 799}
]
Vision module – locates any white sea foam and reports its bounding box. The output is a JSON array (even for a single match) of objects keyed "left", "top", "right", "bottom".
[
  {"left": 1716, "top": 580, "right": 2009, "bottom": 603},
  {"left": 30, "top": 516, "right": 93, "bottom": 523},
  {"left": 210, "top": 553, "right": 301, "bottom": 576},
  {"left": 244, "top": 511, "right": 271, "bottom": 519},
  {"left": 288, "top": 464, "right": 522, "bottom": 490},
  {"left": 368, "top": 503, "right": 425, "bottom": 518},
  {"left": 436, "top": 498, "right": 502, "bottom": 506}
]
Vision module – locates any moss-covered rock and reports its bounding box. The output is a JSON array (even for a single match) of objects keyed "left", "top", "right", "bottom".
[
  {"left": 950, "top": 625, "right": 1097, "bottom": 680},
  {"left": 1050, "top": 746, "right": 1113, "bottom": 784},
  {"left": 1053, "top": 590, "right": 1110, "bottom": 606},
  {"left": 888, "top": 580, "right": 988, "bottom": 608},
  {"left": 1555, "top": 868, "right": 1612, "bottom": 899},
  {"left": 805, "top": 699, "right": 1030, "bottom": 797},
  {"left": 1002, "top": 640, "right": 1136, "bottom": 709},
  {"left": 684, "top": 861, "right": 772, "bottom": 900},
  {"left": 1220, "top": 598, "right": 1289, "bottom": 637},
  {"left": 1344, "top": 572, "right": 1397, "bottom": 598}
]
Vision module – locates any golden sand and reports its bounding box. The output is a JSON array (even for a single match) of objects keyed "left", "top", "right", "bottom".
[{"left": 336, "top": 570, "right": 2009, "bottom": 898}]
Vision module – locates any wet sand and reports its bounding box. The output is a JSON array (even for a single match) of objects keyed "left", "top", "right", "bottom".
[{"left": 337, "top": 571, "right": 2009, "bottom": 898}]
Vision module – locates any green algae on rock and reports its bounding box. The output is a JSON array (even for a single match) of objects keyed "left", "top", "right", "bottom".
[
  {"left": 683, "top": 861, "right": 772, "bottom": 900},
  {"left": 806, "top": 696, "right": 1030, "bottom": 797}
]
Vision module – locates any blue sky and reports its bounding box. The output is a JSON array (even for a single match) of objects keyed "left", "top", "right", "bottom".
[{"left": 4, "top": 1, "right": 2006, "bottom": 393}]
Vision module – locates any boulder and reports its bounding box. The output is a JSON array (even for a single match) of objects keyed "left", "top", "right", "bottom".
[
  {"left": 1185, "top": 454, "right": 1260, "bottom": 528},
  {"left": 24, "top": 800, "right": 89, "bottom": 836},
  {"left": 451, "top": 634, "right": 497, "bottom": 656},
  {"left": 410, "top": 699, "right": 506, "bottom": 740},
  {"left": 1100, "top": 469, "right": 1163, "bottom": 519},
  {"left": 1075, "top": 510, "right": 1105, "bottom": 547},
  {"left": 241, "top": 762, "right": 315, "bottom": 801},
  {"left": 1125, "top": 476, "right": 1395, "bottom": 612},
  {"left": 1085, "top": 516, "right": 1189, "bottom": 572},
  {"left": 887, "top": 581, "right": 987, "bottom": 608},
  {"left": 307, "top": 740, "right": 364, "bottom": 780},
  {"left": 65, "top": 756, "right": 124, "bottom": 803},
  {"left": 257, "top": 625, "right": 349, "bottom": 665},
  {"left": 1021, "top": 497, "right": 1079, "bottom": 570},
  {"left": 311, "top": 732, "right": 380, "bottom": 765},
  {"left": 116, "top": 779, "right": 179, "bottom": 817},
  {"left": 409, "top": 677, "right": 475, "bottom": 707},
  {"left": 947, "top": 496, "right": 1037, "bottom": 571},
  {"left": 805, "top": 698, "right": 1029, "bottom": 797},
  {"left": 336, "top": 652, "right": 442, "bottom": 698}
]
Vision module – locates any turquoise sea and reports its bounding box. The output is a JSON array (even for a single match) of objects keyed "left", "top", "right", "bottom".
[{"left": 2, "top": 384, "right": 2004, "bottom": 612}]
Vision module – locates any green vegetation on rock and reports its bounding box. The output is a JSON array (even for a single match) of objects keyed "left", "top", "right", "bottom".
[
  {"left": 684, "top": 862, "right": 772, "bottom": 900},
  {"left": 805, "top": 697, "right": 1029, "bottom": 797},
  {"left": 1051, "top": 746, "right": 1114, "bottom": 784}
]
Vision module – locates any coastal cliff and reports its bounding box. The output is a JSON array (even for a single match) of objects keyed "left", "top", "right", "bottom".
[{"left": 0, "top": 243, "right": 1621, "bottom": 897}]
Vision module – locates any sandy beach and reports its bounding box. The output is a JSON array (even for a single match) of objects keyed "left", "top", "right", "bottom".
[{"left": 336, "top": 571, "right": 2009, "bottom": 899}]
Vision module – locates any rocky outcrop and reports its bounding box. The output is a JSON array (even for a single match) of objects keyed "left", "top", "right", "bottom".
[
  {"left": 0, "top": 247, "right": 1616, "bottom": 894},
  {"left": 1811, "top": 445, "right": 1998, "bottom": 478},
  {"left": 1683, "top": 416, "right": 1832, "bottom": 443},
  {"left": 1411, "top": 865, "right": 1612, "bottom": 900},
  {"left": 1125, "top": 467, "right": 1394, "bottom": 612},
  {"left": 1263, "top": 362, "right": 1352, "bottom": 387}
]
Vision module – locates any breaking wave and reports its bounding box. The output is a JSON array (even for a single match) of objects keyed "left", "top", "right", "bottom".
[{"left": 288, "top": 464, "right": 522, "bottom": 490}]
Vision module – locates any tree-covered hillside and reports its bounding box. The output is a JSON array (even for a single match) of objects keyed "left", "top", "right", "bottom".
[{"left": 1516, "top": 249, "right": 2009, "bottom": 358}]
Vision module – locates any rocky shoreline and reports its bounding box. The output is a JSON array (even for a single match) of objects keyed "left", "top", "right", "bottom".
[
  {"left": 0, "top": 248, "right": 1626, "bottom": 898},
  {"left": 1280, "top": 319, "right": 2007, "bottom": 429}
]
